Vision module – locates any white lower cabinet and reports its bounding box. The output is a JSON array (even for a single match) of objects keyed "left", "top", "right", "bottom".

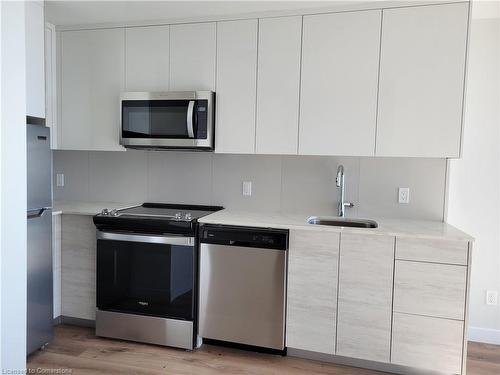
[
  {"left": 392, "top": 312, "right": 464, "bottom": 374},
  {"left": 60, "top": 215, "right": 97, "bottom": 320},
  {"left": 391, "top": 258, "right": 467, "bottom": 374},
  {"left": 336, "top": 234, "right": 395, "bottom": 362},
  {"left": 286, "top": 231, "right": 470, "bottom": 375},
  {"left": 286, "top": 230, "right": 340, "bottom": 354},
  {"left": 52, "top": 214, "right": 62, "bottom": 318}
]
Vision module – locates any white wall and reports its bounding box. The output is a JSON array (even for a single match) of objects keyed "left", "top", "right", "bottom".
[
  {"left": 53, "top": 151, "right": 447, "bottom": 221},
  {"left": 446, "top": 4, "right": 500, "bottom": 343},
  {"left": 0, "top": 0, "right": 27, "bottom": 370}
]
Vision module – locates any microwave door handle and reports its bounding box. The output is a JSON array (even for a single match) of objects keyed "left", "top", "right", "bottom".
[{"left": 187, "top": 100, "right": 195, "bottom": 138}]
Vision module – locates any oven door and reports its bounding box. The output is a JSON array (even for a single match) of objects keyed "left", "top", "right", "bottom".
[
  {"left": 96, "top": 231, "right": 195, "bottom": 321},
  {"left": 120, "top": 91, "right": 214, "bottom": 149}
]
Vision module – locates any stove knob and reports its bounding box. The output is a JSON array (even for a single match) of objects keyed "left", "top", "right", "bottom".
[
  {"left": 110, "top": 209, "right": 118, "bottom": 217},
  {"left": 101, "top": 208, "right": 109, "bottom": 216},
  {"left": 184, "top": 213, "right": 192, "bottom": 220},
  {"left": 175, "top": 212, "right": 182, "bottom": 220}
]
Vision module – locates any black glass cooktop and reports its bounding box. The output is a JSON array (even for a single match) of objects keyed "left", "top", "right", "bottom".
[
  {"left": 93, "top": 203, "right": 223, "bottom": 235},
  {"left": 113, "top": 203, "right": 219, "bottom": 220}
]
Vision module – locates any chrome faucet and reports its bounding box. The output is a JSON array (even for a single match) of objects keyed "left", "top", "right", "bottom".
[{"left": 336, "top": 165, "right": 354, "bottom": 217}]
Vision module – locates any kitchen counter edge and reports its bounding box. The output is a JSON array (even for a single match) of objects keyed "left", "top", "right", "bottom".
[{"left": 198, "top": 210, "right": 474, "bottom": 242}]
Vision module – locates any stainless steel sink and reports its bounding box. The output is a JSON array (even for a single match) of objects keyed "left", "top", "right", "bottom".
[{"left": 307, "top": 216, "right": 378, "bottom": 228}]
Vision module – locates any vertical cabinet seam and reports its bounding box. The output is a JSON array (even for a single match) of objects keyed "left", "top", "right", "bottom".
[
  {"left": 296, "top": 16, "right": 305, "bottom": 156},
  {"left": 389, "top": 236, "right": 396, "bottom": 363},
  {"left": 374, "top": 10, "right": 384, "bottom": 157}
]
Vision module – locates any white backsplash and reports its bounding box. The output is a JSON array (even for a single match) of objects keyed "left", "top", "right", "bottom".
[{"left": 53, "top": 150, "right": 446, "bottom": 221}]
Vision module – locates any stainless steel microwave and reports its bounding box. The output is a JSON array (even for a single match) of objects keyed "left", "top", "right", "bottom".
[{"left": 120, "top": 91, "right": 215, "bottom": 150}]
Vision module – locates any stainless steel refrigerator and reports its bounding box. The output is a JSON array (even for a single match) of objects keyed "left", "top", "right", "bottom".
[{"left": 27, "top": 118, "right": 53, "bottom": 354}]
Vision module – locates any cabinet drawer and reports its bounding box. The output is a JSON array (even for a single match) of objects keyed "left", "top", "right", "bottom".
[
  {"left": 392, "top": 312, "right": 464, "bottom": 374},
  {"left": 394, "top": 260, "right": 466, "bottom": 320},
  {"left": 396, "top": 237, "right": 468, "bottom": 265}
]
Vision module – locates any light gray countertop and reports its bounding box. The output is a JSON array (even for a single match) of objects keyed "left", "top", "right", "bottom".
[
  {"left": 53, "top": 201, "right": 139, "bottom": 216},
  {"left": 53, "top": 201, "right": 473, "bottom": 241},
  {"left": 198, "top": 210, "right": 473, "bottom": 242}
]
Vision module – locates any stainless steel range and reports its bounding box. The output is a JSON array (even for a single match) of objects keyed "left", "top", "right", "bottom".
[{"left": 93, "top": 203, "right": 222, "bottom": 349}]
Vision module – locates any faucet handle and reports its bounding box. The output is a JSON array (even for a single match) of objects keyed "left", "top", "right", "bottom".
[{"left": 344, "top": 202, "right": 355, "bottom": 208}]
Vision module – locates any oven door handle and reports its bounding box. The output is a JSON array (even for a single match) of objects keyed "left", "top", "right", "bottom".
[
  {"left": 97, "top": 231, "right": 194, "bottom": 246},
  {"left": 186, "top": 100, "right": 195, "bottom": 138}
]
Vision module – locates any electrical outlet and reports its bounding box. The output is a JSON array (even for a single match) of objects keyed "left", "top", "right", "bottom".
[
  {"left": 56, "top": 173, "right": 65, "bottom": 187},
  {"left": 398, "top": 187, "right": 410, "bottom": 204},
  {"left": 242, "top": 181, "right": 252, "bottom": 196},
  {"left": 486, "top": 290, "right": 498, "bottom": 306}
]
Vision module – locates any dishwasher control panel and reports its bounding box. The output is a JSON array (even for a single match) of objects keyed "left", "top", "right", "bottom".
[{"left": 199, "top": 225, "right": 288, "bottom": 250}]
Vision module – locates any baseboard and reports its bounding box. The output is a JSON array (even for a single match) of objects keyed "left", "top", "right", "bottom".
[
  {"left": 287, "top": 348, "right": 441, "bottom": 375},
  {"left": 468, "top": 326, "right": 500, "bottom": 345},
  {"left": 54, "top": 315, "right": 96, "bottom": 328}
]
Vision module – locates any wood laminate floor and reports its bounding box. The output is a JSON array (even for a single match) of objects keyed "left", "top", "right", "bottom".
[{"left": 27, "top": 325, "right": 500, "bottom": 375}]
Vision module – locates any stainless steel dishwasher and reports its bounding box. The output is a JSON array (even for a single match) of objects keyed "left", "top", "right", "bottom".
[{"left": 198, "top": 224, "right": 288, "bottom": 352}]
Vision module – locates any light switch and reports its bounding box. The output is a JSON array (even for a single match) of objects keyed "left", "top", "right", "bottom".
[
  {"left": 56, "top": 173, "right": 65, "bottom": 187},
  {"left": 398, "top": 187, "right": 410, "bottom": 204},
  {"left": 242, "top": 181, "right": 252, "bottom": 196}
]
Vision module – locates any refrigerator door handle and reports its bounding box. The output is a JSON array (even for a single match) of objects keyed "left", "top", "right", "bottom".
[{"left": 27, "top": 207, "right": 50, "bottom": 219}]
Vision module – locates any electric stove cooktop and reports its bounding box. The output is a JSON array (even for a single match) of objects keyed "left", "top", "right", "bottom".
[{"left": 93, "top": 203, "right": 223, "bottom": 235}]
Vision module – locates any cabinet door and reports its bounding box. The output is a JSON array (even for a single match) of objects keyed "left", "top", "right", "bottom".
[
  {"left": 286, "top": 230, "right": 339, "bottom": 354},
  {"left": 26, "top": 1, "right": 45, "bottom": 118},
  {"left": 125, "top": 26, "right": 169, "bottom": 91},
  {"left": 392, "top": 312, "right": 464, "bottom": 374},
  {"left": 337, "top": 234, "right": 394, "bottom": 362},
  {"left": 60, "top": 29, "right": 125, "bottom": 151},
  {"left": 215, "top": 20, "right": 258, "bottom": 154},
  {"left": 61, "top": 214, "right": 97, "bottom": 320},
  {"left": 45, "top": 22, "right": 57, "bottom": 149},
  {"left": 255, "top": 16, "right": 301, "bottom": 155},
  {"left": 376, "top": 3, "right": 469, "bottom": 157},
  {"left": 299, "top": 10, "right": 381, "bottom": 156},
  {"left": 170, "top": 23, "right": 216, "bottom": 91}
]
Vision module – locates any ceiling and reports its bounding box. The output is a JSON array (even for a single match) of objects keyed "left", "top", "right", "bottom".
[
  {"left": 45, "top": 0, "right": 499, "bottom": 29},
  {"left": 45, "top": 1, "right": 360, "bottom": 27},
  {"left": 45, "top": 0, "right": 394, "bottom": 26}
]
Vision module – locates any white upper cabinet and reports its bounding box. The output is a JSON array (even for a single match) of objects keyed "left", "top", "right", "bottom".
[
  {"left": 45, "top": 22, "right": 57, "bottom": 149},
  {"left": 125, "top": 26, "right": 170, "bottom": 91},
  {"left": 170, "top": 23, "right": 216, "bottom": 91},
  {"left": 54, "top": 4, "right": 469, "bottom": 155},
  {"left": 60, "top": 28, "right": 125, "bottom": 151},
  {"left": 255, "top": 16, "right": 302, "bottom": 155},
  {"left": 299, "top": 10, "right": 381, "bottom": 156},
  {"left": 376, "top": 3, "right": 469, "bottom": 157},
  {"left": 26, "top": 1, "right": 45, "bottom": 118},
  {"left": 215, "top": 20, "right": 258, "bottom": 154}
]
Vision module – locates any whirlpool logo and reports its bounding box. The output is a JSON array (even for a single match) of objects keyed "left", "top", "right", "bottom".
[{"left": 138, "top": 301, "right": 149, "bottom": 306}]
